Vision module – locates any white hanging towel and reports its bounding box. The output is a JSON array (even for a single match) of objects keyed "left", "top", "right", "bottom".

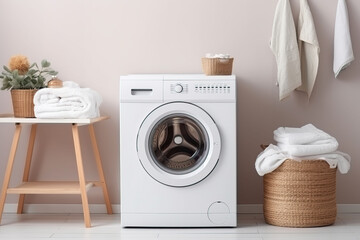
[
  {"left": 270, "top": 0, "right": 301, "bottom": 100},
  {"left": 333, "top": 0, "right": 354, "bottom": 78},
  {"left": 296, "top": 0, "right": 320, "bottom": 99}
]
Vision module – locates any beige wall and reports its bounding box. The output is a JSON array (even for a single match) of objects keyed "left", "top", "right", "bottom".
[{"left": 0, "top": 0, "right": 359, "bottom": 205}]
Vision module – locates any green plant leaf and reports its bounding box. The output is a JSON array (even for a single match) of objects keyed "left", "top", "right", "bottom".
[
  {"left": 1, "top": 59, "right": 58, "bottom": 90},
  {"left": 10, "top": 78, "right": 20, "bottom": 89},
  {"left": 27, "top": 69, "right": 38, "bottom": 75},
  {"left": 41, "top": 59, "right": 50, "bottom": 68},
  {"left": 48, "top": 71, "right": 58, "bottom": 76},
  {"left": 1, "top": 82, "right": 11, "bottom": 90},
  {"left": 24, "top": 81, "right": 34, "bottom": 88},
  {"left": 16, "top": 75, "right": 25, "bottom": 82},
  {"left": 1, "top": 77, "right": 11, "bottom": 90},
  {"left": 3, "top": 65, "right": 11, "bottom": 73},
  {"left": 1, "top": 71, "right": 8, "bottom": 77},
  {"left": 12, "top": 69, "right": 19, "bottom": 78}
]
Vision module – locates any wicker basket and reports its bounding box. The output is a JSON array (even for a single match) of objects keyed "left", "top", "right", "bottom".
[
  {"left": 201, "top": 58, "right": 233, "bottom": 75},
  {"left": 11, "top": 89, "right": 37, "bottom": 118},
  {"left": 263, "top": 159, "right": 337, "bottom": 227}
]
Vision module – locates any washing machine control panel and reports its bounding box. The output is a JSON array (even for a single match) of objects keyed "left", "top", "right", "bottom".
[
  {"left": 194, "top": 83, "right": 231, "bottom": 94},
  {"left": 166, "top": 80, "right": 235, "bottom": 102}
]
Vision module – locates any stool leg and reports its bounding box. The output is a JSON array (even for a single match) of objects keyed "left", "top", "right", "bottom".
[
  {"left": 17, "top": 124, "right": 37, "bottom": 214},
  {"left": 72, "top": 124, "right": 91, "bottom": 228},
  {"left": 0, "top": 123, "right": 22, "bottom": 224},
  {"left": 88, "top": 124, "right": 112, "bottom": 214}
]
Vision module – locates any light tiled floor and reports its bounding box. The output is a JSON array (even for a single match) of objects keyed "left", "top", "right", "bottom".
[{"left": 0, "top": 213, "right": 359, "bottom": 239}]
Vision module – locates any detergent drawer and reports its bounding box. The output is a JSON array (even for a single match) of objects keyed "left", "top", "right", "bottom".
[{"left": 120, "top": 77, "right": 163, "bottom": 103}]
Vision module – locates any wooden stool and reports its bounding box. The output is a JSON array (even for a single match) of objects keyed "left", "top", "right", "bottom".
[{"left": 0, "top": 115, "right": 113, "bottom": 227}]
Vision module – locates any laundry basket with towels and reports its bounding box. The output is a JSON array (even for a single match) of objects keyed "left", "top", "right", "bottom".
[
  {"left": 262, "top": 156, "right": 337, "bottom": 227},
  {"left": 256, "top": 124, "right": 351, "bottom": 227},
  {"left": 201, "top": 54, "right": 233, "bottom": 75}
]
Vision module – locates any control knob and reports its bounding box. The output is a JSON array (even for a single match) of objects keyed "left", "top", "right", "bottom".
[{"left": 174, "top": 84, "right": 183, "bottom": 93}]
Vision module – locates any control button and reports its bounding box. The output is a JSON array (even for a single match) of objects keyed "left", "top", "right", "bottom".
[{"left": 174, "top": 84, "right": 183, "bottom": 93}]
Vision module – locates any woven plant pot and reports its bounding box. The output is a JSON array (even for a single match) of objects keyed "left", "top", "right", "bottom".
[
  {"left": 10, "top": 89, "right": 37, "bottom": 118},
  {"left": 263, "top": 160, "right": 337, "bottom": 227}
]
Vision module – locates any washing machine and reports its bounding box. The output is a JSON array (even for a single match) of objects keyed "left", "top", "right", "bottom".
[{"left": 119, "top": 74, "right": 237, "bottom": 227}]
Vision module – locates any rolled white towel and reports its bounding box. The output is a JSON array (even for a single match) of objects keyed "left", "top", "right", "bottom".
[{"left": 34, "top": 81, "right": 102, "bottom": 119}]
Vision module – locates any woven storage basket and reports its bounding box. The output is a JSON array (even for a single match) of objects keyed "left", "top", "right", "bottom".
[
  {"left": 263, "top": 159, "right": 337, "bottom": 227},
  {"left": 11, "top": 89, "right": 37, "bottom": 118},
  {"left": 201, "top": 58, "right": 233, "bottom": 75}
]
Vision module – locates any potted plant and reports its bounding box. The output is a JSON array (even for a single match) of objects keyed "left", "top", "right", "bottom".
[{"left": 0, "top": 55, "right": 58, "bottom": 117}]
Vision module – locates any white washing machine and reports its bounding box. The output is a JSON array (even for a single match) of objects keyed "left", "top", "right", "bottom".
[{"left": 119, "top": 74, "right": 237, "bottom": 227}]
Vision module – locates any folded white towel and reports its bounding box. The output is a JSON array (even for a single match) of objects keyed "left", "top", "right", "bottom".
[
  {"left": 274, "top": 124, "right": 332, "bottom": 145},
  {"left": 255, "top": 144, "right": 288, "bottom": 176},
  {"left": 34, "top": 81, "right": 102, "bottom": 119},
  {"left": 291, "top": 151, "right": 351, "bottom": 174},
  {"left": 270, "top": 0, "right": 302, "bottom": 100},
  {"left": 277, "top": 140, "right": 339, "bottom": 157},
  {"left": 275, "top": 124, "right": 339, "bottom": 156},
  {"left": 333, "top": 0, "right": 354, "bottom": 78},
  {"left": 255, "top": 144, "right": 351, "bottom": 176},
  {"left": 296, "top": 0, "right": 320, "bottom": 99}
]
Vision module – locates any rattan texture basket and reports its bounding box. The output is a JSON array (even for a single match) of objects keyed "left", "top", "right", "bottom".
[
  {"left": 201, "top": 58, "right": 233, "bottom": 75},
  {"left": 263, "top": 159, "right": 337, "bottom": 227},
  {"left": 11, "top": 89, "right": 37, "bottom": 118}
]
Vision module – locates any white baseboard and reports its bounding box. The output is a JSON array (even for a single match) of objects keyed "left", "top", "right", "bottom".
[{"left": 3, "top": 204, "right": 360, "bottom": 214}]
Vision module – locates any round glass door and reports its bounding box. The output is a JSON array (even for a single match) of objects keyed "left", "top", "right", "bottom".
[
  {"left": 137, "top": 102, "right": 221, "bottom": 187},
  {"left": 149, "top": 114, "right": 209, "bottom": 175}
]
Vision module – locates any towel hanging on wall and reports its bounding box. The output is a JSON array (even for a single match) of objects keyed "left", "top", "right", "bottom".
[
  {"left": 270, "top": 0, "right": 301, "bottom": 101},
  {"left": 333, "top": 0, "right": 354, "bottom": 78},
  {"left": 296, "top": 0, "right": 320, "bottom": 99}
]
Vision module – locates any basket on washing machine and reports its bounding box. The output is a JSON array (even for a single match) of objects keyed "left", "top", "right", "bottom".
[
  {"left": 263, "top": 159, "right": 337, "bottom": 228},
  {"left": 201, "top": 58, "right": 233, "bottom": 75}
]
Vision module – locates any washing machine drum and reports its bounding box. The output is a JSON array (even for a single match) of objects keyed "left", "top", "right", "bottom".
[{"left": 137, "top": 102, "right": 221, "bottom": 187}]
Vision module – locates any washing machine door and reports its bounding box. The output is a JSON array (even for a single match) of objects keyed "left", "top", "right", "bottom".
[{"left": 137, "top": 102, "right": 221, "bottom": 187}]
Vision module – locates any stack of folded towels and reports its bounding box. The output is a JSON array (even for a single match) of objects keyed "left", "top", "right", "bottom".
[
  {"left": 34, "top": 81, "right": 102, "bottom": 119},
  {"left": 255, "top": 124, "right": 351, "bottom": 176}
]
